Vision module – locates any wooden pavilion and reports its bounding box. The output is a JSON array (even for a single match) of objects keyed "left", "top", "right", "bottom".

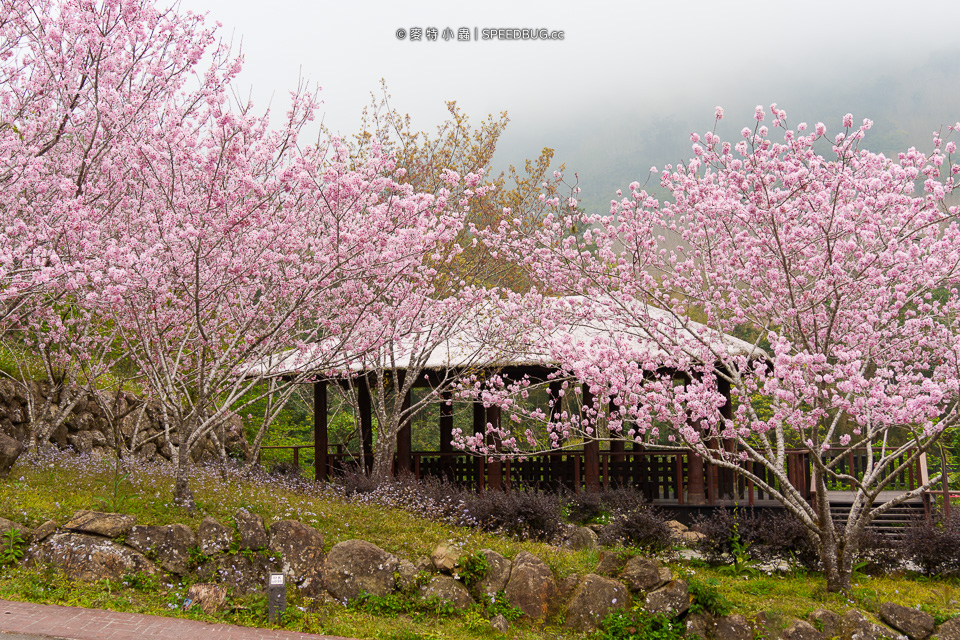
[{"left": 262, "top": 297, "right": 932, "bottom": 510}]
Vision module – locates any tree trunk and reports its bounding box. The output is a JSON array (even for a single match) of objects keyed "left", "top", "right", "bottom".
[
  {"left": 173, "top": 447, "right": 196, "bottom": 511},
  {"left": 819, "top": 525, "right": 853, "bottom": 592},
  {"left": 371, "top": 424, "right": 396, "bottom": 481},
  {"left": 172, "top": 414, "right": 197, "bottom": 511}
]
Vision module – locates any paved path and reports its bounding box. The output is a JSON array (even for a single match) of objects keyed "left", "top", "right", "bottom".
[{"left": 0, "top": 599, "right": 356, "bottom": 640}]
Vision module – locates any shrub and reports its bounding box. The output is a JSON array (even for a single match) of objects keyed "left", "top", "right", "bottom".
[
  {"left": 693, "top": 508, "right": 821, "bottom": 569},
  {"left": 268, "top": 459, "right": 303, "bottom": 479},
  {"left": 692, "top": 508, "right": 749, "bottom": 565},
  {"left": 564, "top": 490, "right": 605, "bottom": 525},
  {"left": 598, "top": 486, "right": 648, "bottom": 516},
  {"left": 461, "top": 489, "right": 562, "bottom": 542},
  {"left": 337, "top": 466, "right": 382, "bottom": 496},
  {"left": 595, "top": 609, "right": 684, "bottom": 640},
  {"left": 854, "top": 527, "right": 903, "bottom": 575},
  {"left": 903, "top": 512, "right": 960, "bottom": 577},
  {"left": 687, "top": 577, "right": 733, "bottom": 617},
  {"left": 597, "top": 505, "right": 672, "bottom": 552}
]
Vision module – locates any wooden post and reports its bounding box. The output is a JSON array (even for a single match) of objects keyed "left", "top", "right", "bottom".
[
  {"left": 440, "top": 390, "right": 454, "bottom": 482},
  {"left": 609, "top": 398, "right": 624, "bottom": 487},
  {"left": 396, "top": 374, "right": 412, "bottom": 476},
  {"left": 717, "top": 375, "right": 735, "bottom": 499},
  {"left": 582, "top": 384, "right": 600, "bottom": 492},
  {"left": 473, "top": 401, "right": 486, "bottom": 492},
  {"left": 687, "top": 452, "right": 706, "bottom": 504},
  {"left": 675, "top": 454, "right": 685, "bottom": 505},
  {"left": 313, "top": 380, "right": 328, "bottom": 482},
  {"left": 487, "top": 405, "right": 503, "bottom": 490},
  {"left": 358, "top": 376, "right": 374, "bottom": 474}
]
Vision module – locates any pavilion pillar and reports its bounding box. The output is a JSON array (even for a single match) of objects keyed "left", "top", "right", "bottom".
[
  {"left": 582, "top": 385, "right": 600, "bottom": 492},
  {"left": 357, "top": 376, "right": 374, "bottom": 474},
  {"left": 396, "top": 372, "right": 412, "bottom": 476},
  {"left": 609, "top": 398, "right": 625, "bottom": 487},
  {"left": 440, "top": 390, "right": 454, "bottom": 481},
  {"left": 313, "top": 380, "right": 328, "bottom": 482},
  {"left": 487, "top": 405, "right": 503, "bottom": 491},
  {"left": 473, "top": 400, "right": 486, "bottom": 492},
  {"left": 687, "top": 454, "right": 706, "bottom": 504},
  {"left": 718, "top": 375, "right": 736, "bottom": 499},
  {"left": 680, "top": 372, "right": 707, "bottom": 504},
  {"left": 549, "top": 380, "right": 565, "bottom": 490}
]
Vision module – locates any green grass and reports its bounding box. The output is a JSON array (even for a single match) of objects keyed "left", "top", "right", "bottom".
[{"left": 1, "top": 451, "right": 958, "bottom": 639}]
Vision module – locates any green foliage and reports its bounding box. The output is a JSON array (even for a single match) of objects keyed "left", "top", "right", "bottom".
[
  {"left": 456, "top": 550, "right": 488, "bottom": 588},
  {"left": 594, "top": 609, "right": 684, "bottom": 640},
  {"left": 122, "top": 571, "right": 161, "bottom": 592},
  {"left": 0, "top": 528, "right": 27, "bottom": 566},
  {"left": 460, "top": 608, "right": 489, "bottom": 632},
  {"left": 187, "top": 546, "right": 211, "bottom": 569},
  {"left": 94, "top": 457, "right": 132, "bottom": 513},
  {"left": 715, "top": 519, "right": 757, "bottom": 577},
  {"left": 687, "top": 577, "right": 733, "bottom": 617},
  {"left": 485, "top": 591, "right": 523, "bottom": 621},
  {"left": 348, "top": 591, "right": 456, "bottom": 619},
  {"left": 349, "top": 592, "right": 410, "bottom": 618}
]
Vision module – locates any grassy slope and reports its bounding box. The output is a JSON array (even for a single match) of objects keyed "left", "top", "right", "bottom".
[{"left": 0, "top": 451, "right": 958, "bottom": 639}]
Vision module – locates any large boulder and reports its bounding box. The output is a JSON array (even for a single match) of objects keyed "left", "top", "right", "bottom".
[
  {"left": 621, "top": 556, "right": 668, "bottom": 592},
  {"left": 643, "top": 579, "right": 690, "bottom": 616},
  {"left": 0, "top": 517, "right": 24, "bottom": 537},
  {"left": 430, "top": 540, "right": 461, "bottom": 574},
  {"left": 0, "top": 432, "right": 23, "bottom": 478},
  {"left": 234, "top": 510, "right": 267, "bottom": 550},
  {"left": 396, "top": 560, "right": 419, "bottom": 592},
  {"left": 32, "top": 520, "right": 57, "bottom": 543},
  {"left": 322, "top": 539, "right": 400, "bottom": 603},
  {"left": 880, "top": 603, "right": 935, "bottom": 640},
  {"left": 504, "top": 551, "right": 558, "bottom": 620},
  {"left": 563, "top": 573, "right": 630, "bottom": 632},
  {"left": 839, "top": 610, "right": 907, "bottom": 640},
  {"left": 64, "top": 510, "right": 135, "bottom": 538},
  {"left": 596, "top": 550, "right": 630, "bottom": 577},
  {"left": 558, "top": 573, "right": 581, "bottom": 600},
  {"left": 27, "top": 532, "right": 157, "bottom": 581},
  {"left": 783, "top": 619, "right": 826, "bottom": 640},
  {"left": 714, "top": 614, "right": 754, "bottom": 640},
  {"left": 268, "top": 520, "right": 324, "bottom": 596},
  {"left": 686, "top": 612, "right": 716, "bottom": 639},
  {"left": 475, "top": 549, "right": 511, "bottom": 598},
  {"left": 195, "top": 552, "right": 279, "bottom": 595},
  {"left": 565, "top": 526, "right": 598, "bottom": 551},
  {"left": 420, "top": 576, "right": 475, "bottom": 609},
  {"left": 197, "top": 517, "right": 233, "bottom": 555},
  {"left": 809, "top": 609, "right": 841, "bottom": 639},
  {"left": 67, "top": 431, "right": 94, "bottom": 455},
  {"left": 935, "top": 617, "right": 960, "bottom": 640},
  {"left": 125, "top": 524, "right": 196, "bottom": 575}
]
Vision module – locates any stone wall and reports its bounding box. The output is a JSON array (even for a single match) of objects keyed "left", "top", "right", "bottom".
[
  {"left": 2, "top": 511, "right": 958, "bottom": 638},
  {"left": 0, "top": 380, "right": 249, "bottom": 462}
]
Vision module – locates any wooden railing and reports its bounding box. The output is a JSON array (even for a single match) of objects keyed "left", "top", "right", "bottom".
[
  {"left": 258, "top": 441, "right": 954, "bottom": 518},
  {"left": 257, "top": 445, "right": 826, "bottom": 504},
  {"left": 819, "top": 447, "right": 924, "bottom": 492}
]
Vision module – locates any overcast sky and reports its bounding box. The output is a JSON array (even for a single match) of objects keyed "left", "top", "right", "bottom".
[{"left": 177, "top": 0, "right": 960, "bottom": 210}]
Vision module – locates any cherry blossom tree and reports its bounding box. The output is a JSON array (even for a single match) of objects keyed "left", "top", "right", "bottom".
[
  {"left": 0, "top": 0, "right": 226, "bottom": 449},
  {"left": 467, "top": 106, "right": 960, "bottom": 591}
]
